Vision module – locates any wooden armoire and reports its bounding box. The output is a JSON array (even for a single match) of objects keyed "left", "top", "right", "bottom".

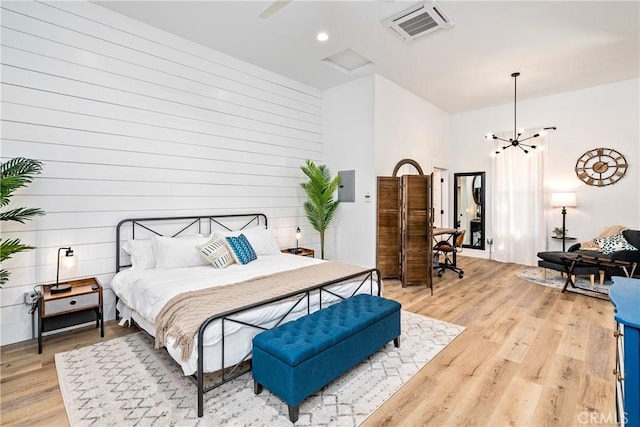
[{"left": 376, "top": 159, "right": 433, "bottom": 291}]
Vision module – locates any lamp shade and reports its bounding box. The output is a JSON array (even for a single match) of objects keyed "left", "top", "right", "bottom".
[{"left": 551, "top": 192, "right": 577, "bottom": 208}]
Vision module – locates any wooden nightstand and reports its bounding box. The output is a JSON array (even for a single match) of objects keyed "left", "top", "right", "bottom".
[
  {"left": 281, "top": 247, "right": 315, "bottom": 258},
  {"left": 37, "top": 277, "right": 104, "bottom": 353}
]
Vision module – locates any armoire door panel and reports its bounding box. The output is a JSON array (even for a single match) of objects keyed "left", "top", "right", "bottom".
[
  {"left": 401, "top": 175, "right": 431, "bottom": 287},
  {"left": 376, "top": 177, "right": 400, "bottom": 278}
]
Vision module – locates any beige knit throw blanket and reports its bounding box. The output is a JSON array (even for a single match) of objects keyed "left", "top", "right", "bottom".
[{"left": 154, "top": 262, "right": 371, "bottom": 361}]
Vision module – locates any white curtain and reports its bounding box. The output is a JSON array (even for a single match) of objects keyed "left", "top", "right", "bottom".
[{"left": 490, "top": 128, "right": 547, "bottom": 266}]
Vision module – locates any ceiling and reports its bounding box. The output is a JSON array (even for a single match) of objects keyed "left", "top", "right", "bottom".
[{"left": 95, "top": 1, "right": 639, "bottom": 113}]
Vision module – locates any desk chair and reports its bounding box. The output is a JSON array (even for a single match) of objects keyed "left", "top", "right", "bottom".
[{"left": 433, "top": 230, "right": 465, "bottom": 279}]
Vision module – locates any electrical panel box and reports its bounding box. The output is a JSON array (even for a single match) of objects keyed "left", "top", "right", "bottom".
[{"left": 338, "top": 170, "right": 355, "bottom": 203}]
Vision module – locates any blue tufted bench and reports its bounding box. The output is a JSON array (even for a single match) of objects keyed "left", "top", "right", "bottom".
[{"left": 252, "top": 294, "right": 401, "bottom": 423}]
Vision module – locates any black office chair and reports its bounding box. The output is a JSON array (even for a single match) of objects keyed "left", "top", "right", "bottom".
[{"left": 433, "top": 230, "right": 465, "bottom": 279}]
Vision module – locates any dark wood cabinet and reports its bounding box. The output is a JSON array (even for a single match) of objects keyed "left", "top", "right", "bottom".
[{"left": 376, "top": 170, "right": 433, "bottom": 291}]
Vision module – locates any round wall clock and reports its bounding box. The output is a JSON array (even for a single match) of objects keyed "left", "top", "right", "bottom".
[{"left": 575, "top": 147, "right": 628, "bottom": 187}]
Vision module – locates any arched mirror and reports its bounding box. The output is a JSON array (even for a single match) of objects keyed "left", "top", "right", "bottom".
[{"left": 454, "top": 172, "right": 485, "bottom": 249}]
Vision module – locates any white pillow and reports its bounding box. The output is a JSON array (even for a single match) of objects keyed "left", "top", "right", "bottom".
[
  {"left": 226, "top": 227, "right": 280, "bottom": 255},
  {"left": 122, "top": 239, "right": 154, "bottom": 269},
  {"left": 152, "top": 235, "right": 210, "bottom": 269},
  {"left": 213, "top": 229, "right": 241, "bottom": 238}
]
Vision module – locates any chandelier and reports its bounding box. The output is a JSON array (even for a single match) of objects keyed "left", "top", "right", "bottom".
[{"left": 485, "top": 72, "right": 554, "bottom": 154}]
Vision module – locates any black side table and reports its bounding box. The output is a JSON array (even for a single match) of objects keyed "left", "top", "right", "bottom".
[{"left": 551, "top": 235, "right": 577, "bottom": 252}]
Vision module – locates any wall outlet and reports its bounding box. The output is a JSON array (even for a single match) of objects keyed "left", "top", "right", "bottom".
[{"left": 24, "top": 291, "right": 39, "bottom": 305}]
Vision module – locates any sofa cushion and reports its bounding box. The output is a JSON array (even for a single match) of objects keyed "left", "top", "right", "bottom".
[
  {"left": 538, "top": 259, "right": 599, "bottom": 275},
  {"left": 622, "top": 229, "right": 640, "bottom": 250},
  {"left": 537, "top": 251, "right": 567, "bottom": 264},
  {"left": 594, "top": 232, "right": 638, "bottom": 255}
]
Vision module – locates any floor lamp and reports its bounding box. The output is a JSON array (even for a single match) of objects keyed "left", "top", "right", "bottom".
[{"left": 551, "top": 193, "right": 577, "bottom": 251}]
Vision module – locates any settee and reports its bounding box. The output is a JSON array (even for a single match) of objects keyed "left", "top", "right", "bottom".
[{"left": 537, "top": 228, "right": 640, "bottom": 281}]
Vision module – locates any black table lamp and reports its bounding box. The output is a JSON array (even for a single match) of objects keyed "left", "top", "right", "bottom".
[
  {"left": 296, "top": 227, "right": 301, "bottom": 251},
  {"left": 51, "top": 247, "right": 74, "bottom": 294}
]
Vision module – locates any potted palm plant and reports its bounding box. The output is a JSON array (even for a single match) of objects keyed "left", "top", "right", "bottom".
[
  {"left": 300, "top": 160, "right": 340, "bottom": 260},
  {"left": 1, "top": 157, "right": 45, "bottom": 287}
]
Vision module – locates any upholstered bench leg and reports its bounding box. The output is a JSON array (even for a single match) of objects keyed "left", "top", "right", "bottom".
[
  {"left": 254, "top": 381, "right": 263, "bottom": 395},
  {"left": 394, "top": 336, "right": 400, "bottom": 348},
  {"left": 542, "top": 268, "right": 547, "bottom": 279},
  {"left": 288, "top": 405, "right": 299, "bottom": 423},
  {"left": 571, "top": 275, "right": 576, "bottom": 284},
  {"left": 589, "top": 274, "right": 595, "bottom": 287},
  {"left": 599, "top": 270, "right": 605, "bottom": 285}
]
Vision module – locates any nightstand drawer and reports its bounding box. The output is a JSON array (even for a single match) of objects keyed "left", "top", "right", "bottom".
[{"left": 44, "top": 292, "right": 99, "bottom": 316}]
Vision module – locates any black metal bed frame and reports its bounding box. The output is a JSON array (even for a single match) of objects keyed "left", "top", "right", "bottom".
[
  {"left": 114, "top": 213, "right": 381, "bottom": 417},
  {"left": 116, "top": 213, "right": 268, "bottom": 273}
]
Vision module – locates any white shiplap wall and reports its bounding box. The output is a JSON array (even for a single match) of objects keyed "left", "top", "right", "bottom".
[{"left": 0, "top": 1, "right": 322, "bottom": 345}]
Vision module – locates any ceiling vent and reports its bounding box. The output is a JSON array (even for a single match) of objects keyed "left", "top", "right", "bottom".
[
  {"left": 383, "top": 2, "right": 453, "bottom": 43},
  {"left": 321, "top": 48, "right": 374, "bottom": 74}
]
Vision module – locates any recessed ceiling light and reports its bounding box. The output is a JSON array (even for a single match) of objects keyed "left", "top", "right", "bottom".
[{"left": 316, "top": 32, "right": 329, "bottom": 42}]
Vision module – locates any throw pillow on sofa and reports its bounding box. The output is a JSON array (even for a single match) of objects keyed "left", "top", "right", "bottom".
[
  {"left": 593, "top": 232, "right": 638, "bottom": 255},
  {"left": 579, "top": 225, "right": 628, "bottom": 250}
]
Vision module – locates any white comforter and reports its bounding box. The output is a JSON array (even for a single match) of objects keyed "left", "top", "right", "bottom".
[{"left": 111, "top": 254, "right": 379, "bottom": 375}]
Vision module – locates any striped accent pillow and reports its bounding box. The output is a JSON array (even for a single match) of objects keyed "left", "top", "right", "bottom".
[
  {"left": 225, "top": 234, "right": 258, "bottom": 265},
  {"left": 197, "top": 235, "right": 235, "bottom": 268}
]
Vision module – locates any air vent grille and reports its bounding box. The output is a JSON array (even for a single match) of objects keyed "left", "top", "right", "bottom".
[
  {"left": 398, "top": 12, "right": 438, "bottom": 36},
  {"left": 383, "top": 2, "right": 453, "bottom": 43}
]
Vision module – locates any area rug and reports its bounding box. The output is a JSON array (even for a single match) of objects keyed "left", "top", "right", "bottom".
[
  {"left": 55, "top": 311, "right": 464, "bottom": 427},
  {"left": 516, "top": 267, "right": 611, "bottom": 296}
]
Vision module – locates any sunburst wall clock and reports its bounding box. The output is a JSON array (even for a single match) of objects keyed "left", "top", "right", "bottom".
[{"left": 575, "top": 147, "right": 627, "bottom": 187}]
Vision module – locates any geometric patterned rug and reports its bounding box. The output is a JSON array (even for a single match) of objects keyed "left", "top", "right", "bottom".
[
  {"left": 55, "top": 311, "right": 464, "bottom": 427},
  {"left": 516, "top": 267, "right": 611, "bottom": 296}
]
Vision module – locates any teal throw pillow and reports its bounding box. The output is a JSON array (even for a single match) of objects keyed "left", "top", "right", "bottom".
[{"left": 225, "top": 234, "right": 258, "bottom": 265}]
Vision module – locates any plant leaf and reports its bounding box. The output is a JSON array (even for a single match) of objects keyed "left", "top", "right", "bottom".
[
  {"left": 0, "top": 269, "right": 9, "bottom": 287},
  {"left": 1, "top": 157, "right": 43, "bottom": 207},
  {"left": 0, "top": 207, "right": 45, "bottom": 223},
  {"left": 1, "top": 238, "right": 34, "bottom": 262}
]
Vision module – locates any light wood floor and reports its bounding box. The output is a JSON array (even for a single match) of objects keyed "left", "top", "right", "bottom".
[{"left": 1, "top": 257, "right": 618, "bottom": 426}]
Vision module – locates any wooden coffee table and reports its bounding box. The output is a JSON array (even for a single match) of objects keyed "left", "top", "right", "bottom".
[{"left": 560, "top": 254, "right": 637, "bottom": 298}]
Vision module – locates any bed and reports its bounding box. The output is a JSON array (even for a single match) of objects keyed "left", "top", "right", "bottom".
[{"left": 111, "top": 213, "right": 381, "bottom": 417}]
